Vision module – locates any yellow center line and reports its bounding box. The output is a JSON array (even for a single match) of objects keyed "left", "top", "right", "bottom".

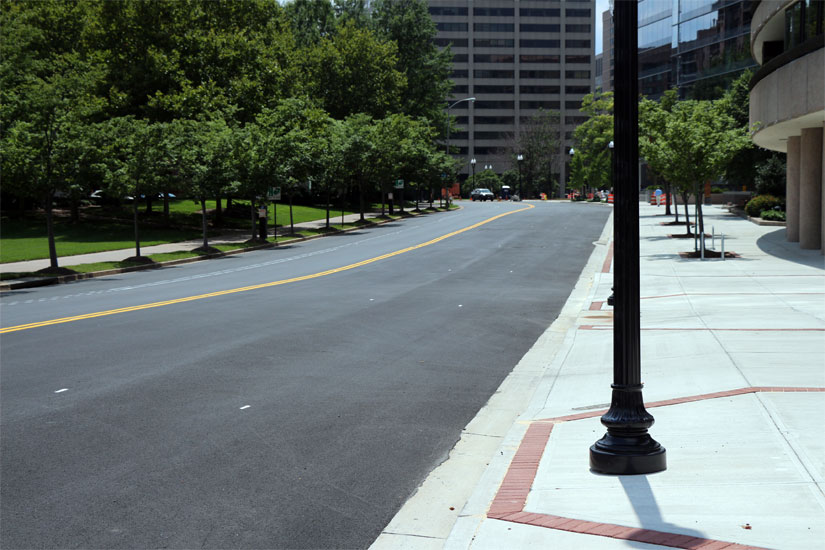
[{"left": 1, "top": 204, "right": 535, "bottom": 334}]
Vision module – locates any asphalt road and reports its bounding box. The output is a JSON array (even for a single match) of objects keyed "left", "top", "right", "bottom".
[{"left": 1, "top": 201, "right": 611, "bottom": 549}]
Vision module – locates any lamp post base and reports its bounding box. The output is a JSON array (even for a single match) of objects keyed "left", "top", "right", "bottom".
[{"left": 590, "top": 434, "right": 666, "bottom": 475}]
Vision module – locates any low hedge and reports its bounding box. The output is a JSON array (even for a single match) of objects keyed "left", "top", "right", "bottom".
[
  {"left": 760, "top": 209, "right": 786, "bottom": 221},
  {"left": 745, "top": 194, "right": 783, "bottom": 217}
]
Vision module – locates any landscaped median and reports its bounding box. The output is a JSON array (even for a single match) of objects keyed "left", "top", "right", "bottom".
[{"left": 0, "top": 205, "right": 453, "bottom": 290}]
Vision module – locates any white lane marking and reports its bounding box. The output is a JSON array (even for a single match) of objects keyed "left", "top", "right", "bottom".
[
  {"left": 240, "top": 405, "right": 251, "bottom": 410},
  {"left": 55, "top": 388, "right": 69, "bottom": 393}
]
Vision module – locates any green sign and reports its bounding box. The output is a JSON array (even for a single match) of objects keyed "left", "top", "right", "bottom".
[
  {"left": 267, "top": 186, "right": 282, "bottom": 200},
  {"left": 394, "top": 179, "right": 404, "bottom": 189}
]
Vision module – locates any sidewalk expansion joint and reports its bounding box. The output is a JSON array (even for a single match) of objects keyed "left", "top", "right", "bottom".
[{"left": 487, "top": 387, "right": 825, "bottom": 550}]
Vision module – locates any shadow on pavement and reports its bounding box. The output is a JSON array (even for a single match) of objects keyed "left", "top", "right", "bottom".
[
  {"left": 619, "top": 476, "right": 708, "bottom": 544},
  {"left": 756, "top": 229, "right": 825, "bottom": 270}
]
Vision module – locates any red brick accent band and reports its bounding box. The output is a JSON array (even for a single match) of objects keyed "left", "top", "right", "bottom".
[
  {"left": 487, "top": 387, "right": 824, "bottom": 549},
  {"left": 589, "top": 301, "right": 605, "bottom": 311},
  {"left": 601, "top": 242, "right": 614, "bottom": 273}
]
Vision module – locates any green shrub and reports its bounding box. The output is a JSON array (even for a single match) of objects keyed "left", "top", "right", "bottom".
[
  {"left": 759, "top": 209, "right": 786, "bottom": 221},
  {"left": 711, "top": 186, "right": 725, "bottom": 194},
  {"left": 754, "top": 154, "right": 786, "bottom": 197},
  {"left": 745, "top": 194, "right": 783, "bottom": 217}
]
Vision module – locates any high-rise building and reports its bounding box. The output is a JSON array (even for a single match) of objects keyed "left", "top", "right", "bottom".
[
  {"left": 601, "top": 5, "right": 614, "bottom": 91},
  {"left": 429, "top": 0, "right": 596, "bottom": 192},
  {"left": 638, "top": 0, "right": 757, "bottom": 100}
]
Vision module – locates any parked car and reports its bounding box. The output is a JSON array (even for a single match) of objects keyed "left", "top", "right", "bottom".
[{"left": 470, "top": 188, "right": 495, "bottom": 201}]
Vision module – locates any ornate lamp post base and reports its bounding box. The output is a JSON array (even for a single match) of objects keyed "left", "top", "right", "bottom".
[{"left": 589, "top": 384, "right": 666, "bottom": 475}]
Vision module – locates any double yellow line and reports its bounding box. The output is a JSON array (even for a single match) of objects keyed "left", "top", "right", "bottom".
[{"left": 1, "top": 204, "right": 534, "bottom": 334}]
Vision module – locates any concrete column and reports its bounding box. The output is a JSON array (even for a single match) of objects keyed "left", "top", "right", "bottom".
[
  {"left": 799, "top": 127, "right": 823, "bottom": 250},
  {"left": 786, "top": 136, "right": 801, "bottom": 242}
]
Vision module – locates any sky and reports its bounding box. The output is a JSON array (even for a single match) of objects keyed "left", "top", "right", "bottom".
[{"left": 595, "top": 0, "right": 610, "bottom": 55}]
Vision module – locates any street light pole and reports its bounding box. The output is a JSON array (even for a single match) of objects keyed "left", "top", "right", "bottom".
[
  {"left": 516, "top": 153, "right": 523, "bottom": 200},
  {"left": 470, "top": 158, "right": 476, "bottom": 194},
  {"left": 607, "top": 140, "right": 615, "bottom": 306},
  {"left": 568, "top": 148, "right": 575, "bottom": 198},
  {"left": 589, "top": 0, "right": 666, "bottom": 475},
  {"left": 445, "top": 97, "right": 476, "bottom": 209}
]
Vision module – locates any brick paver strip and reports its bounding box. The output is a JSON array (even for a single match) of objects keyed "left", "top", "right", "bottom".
[
  {"left": 601, "top": 241, "right": 614, "bottom": 273},
  {"left": 589, "top": 300, "right": 605, "bottom": 310},
  {"left": 486, "top": 387, "right": 824, "bottom": 549}
]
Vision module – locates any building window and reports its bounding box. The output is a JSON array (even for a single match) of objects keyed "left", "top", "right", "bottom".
[
  {"left": 474, "top": 85, "right": 516, "bottom": 94},
  {"left": 474, "top": 38, "right": 514, "bottom": 48},
  {"left": 566, "top": 24, "right": 592, "bottom": 33},
  {"left": 436, "top": 22, "right": 468, "bottom": 32},
  {"left": 566, "top": 8, "right": 591, "bottom": 17},
  {"left": 475, "top": 116, "right": 514, "bottom": 125},
  {"left": 520, "top": 70, "right": 560, "bottom": 79},
  {"left": 452, "top": 54, "right": 468, "bottom": 63},
  {"left": 520, "top": 8, "right": 560, "bottom": 17},
  {"left": 521, "top": 24, "right": 560, "bottom": 33},
  {"left": 450, "top": 69, "right": 468, "bottom": 79},
  {"left": 520, "top": 54, "right": 560, "bottom": 63},
  {"left": 565, "top": 70, "right": 591, "bottom": 79},
  {"left": 474, "top": 23, "right": 514, "bottom": 32},
  {"left": 474, "top": 69, "right": 515, "bottom": 79},
  {"left": 434, "top": 38, "right": 467, "bottom": 48},
  {"left": 474, "top": 7, "right": 514, "bottom": 16},
  {"left": 565, "top": 100, "right": 582, "bottom": 109},
  {"left": 428, "top": 6, "right": 467, "bottom": 16},
  {"left": 521, "top": 85, "right": 560, "bottom": 94},
  {"left": 475, "top": 100, "right": 515, "bottom": 109},
  {"left": 565, "top": 85, "right": 592, "bottom": 94},
  {"left": 565, "top": 39, "right": 591, "bottom": 48},
  {"left": 475, "top": 131, "right": 508, "bottom": 140},
  {"left": 520, "top": 39, "right": 561, "bottom": 48},
  {"left": 451, "top": 85, "right": 469, "bottom": 94},
  {"left": 521, "top": 101, "right": 561, "bottom": 109},
  {"left": 474, "top": 54, "right": 515, "bottom": 63},
  {"left": 566, "top": 55, "right": 591, "bottom": 64}
]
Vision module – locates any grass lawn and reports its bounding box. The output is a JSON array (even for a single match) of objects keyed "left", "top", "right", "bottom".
[{"left": 0, "top": 217, "right": 201, "bottom": 263}]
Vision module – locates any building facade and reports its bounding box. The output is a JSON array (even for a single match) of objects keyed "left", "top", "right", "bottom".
[
  {"left": 429, "top": 0, "right": 596, "bottom": 192},
  {"left": 601, "top": 5, "right": 614, "bottom": 91},
  {"left": 637, "top": 0, "right": 757, "bottom": 99},
  {"left": 749, "top": 0, "right": 824, "bottom": 253}
]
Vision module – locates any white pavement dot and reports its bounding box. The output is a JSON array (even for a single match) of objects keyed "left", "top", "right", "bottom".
[
  {"left": 370, "top": 298, "right": 374, "bottom": 301},
  {"left": 55, "top": 388, "right": 68, "bottom": 393},
  {"left": 458, "top": 305, "right": 463, "bottom": 308},
  {"left": 240, "top": 405, "right": 251, "bottom": 410}
]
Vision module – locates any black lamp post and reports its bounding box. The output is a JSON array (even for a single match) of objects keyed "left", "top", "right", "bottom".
[
  {"left": 589, "top": 0, "right": 666, "bottom": 475},
  {"left": 445, "top": 97, "right": 476, "bottom": 208},
  {"left": 516, "top": 153, "right": 523, "bottom": 200},
  {"left": 470, "top": 157, "right": 476, "bottom": 191},
  {"left": 607, "top": 140, "right": 615, "bottom": 307}
]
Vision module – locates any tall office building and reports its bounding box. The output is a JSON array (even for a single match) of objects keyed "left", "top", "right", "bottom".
[
  {"left": 638, "top": 0, "right": 757, "bottom": 100},
  {"left": 601, "top": 5, "right": 614, "bottom": 91},
  {"left": 429, "top": 0, "right": 596, "bottom": 191}
]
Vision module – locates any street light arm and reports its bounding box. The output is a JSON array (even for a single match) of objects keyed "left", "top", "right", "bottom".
[{"left": 447, "top": 97, "right": 476, "bottom": 110}]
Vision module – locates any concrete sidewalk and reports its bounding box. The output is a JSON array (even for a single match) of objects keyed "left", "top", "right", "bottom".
[
  {"left": 373, "top": 203, "right": 825, "bottom": 550},
  {"left": 0, "top": 212, "right": 384, "bottom": 274}
]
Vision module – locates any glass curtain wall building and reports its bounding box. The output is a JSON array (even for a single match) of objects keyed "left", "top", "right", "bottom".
[
  {"left": 638, "top": 0, "right": 757, "bottom": 100},
  {"left": 429, "top": 0, "right": 596, "bottom": 192}
]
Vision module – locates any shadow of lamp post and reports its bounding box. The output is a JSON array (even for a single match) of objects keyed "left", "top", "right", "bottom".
[{"left": 589, "top": 0, "right": 666, "bottom": 475}]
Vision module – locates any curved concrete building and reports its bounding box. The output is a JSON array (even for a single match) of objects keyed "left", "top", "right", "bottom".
[{"left": 749, "top": 0, "right": 824, "bottom": 252}]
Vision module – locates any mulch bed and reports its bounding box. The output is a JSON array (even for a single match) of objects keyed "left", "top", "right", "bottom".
[{"left": 679, "top": 250, "right": 740, "bottom": 259}]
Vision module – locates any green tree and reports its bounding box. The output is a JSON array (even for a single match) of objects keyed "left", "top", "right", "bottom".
[
  {"left": 639, "top": 93, "right": 752, "bottom": 239},
  {"left": 301, "top": 22, "right": 406, "bottom": 120},
  {"left": 284, "top": 0, "right": 336, "bottom": 47},
  {"left": 570, "top": 92, "right": 613, "bottom": 197},
  {"left": 463, "top": 169, "right": 502, "bottom": 197},
  {"left": 371, "top": 0, "right": 453, "bottom": 124},
  {"left": 504, "top": 109, "right": 561, "bottom": 198}
]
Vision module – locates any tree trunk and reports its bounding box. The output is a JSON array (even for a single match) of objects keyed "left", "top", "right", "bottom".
[
  {"left": 681, "top": 191, "right": 691, "bottom": 235},
  {"left": 250, "top": 195, "right": 257, "bottom": 240},
  {"left": 45, "top": 192, "right": 59, "bottom": 269},
  {"left": 664, "top": 181, "right": 672, "bottom": 216},
  {"left": 70, "top": 197, "right": 80, "bottom": 224},
  {"left": 227, "top": 197, "right": 233, "bottom": 210},
  {"left": 326, "top": 188, "right": 331, "bottom": 229},
  {"left": 145, "top": 195, "right": 153, "bottom": 216},
  {"left": 289, "top": 192, "right": 294, "bottom": 234},
  {"left": 358, "top": 179, "right": 365, "bottom": 221},
  {"left": 200, "top": 197, "right": 209, "bottom": 248},
  {"left": 133, "top": 198, "right": 141, "bottom": 257},
  {"left": 381, "top": 185, "right": 386, "bottom": 216},
  {"left": 215, "top": 196, "right": 222, "bottom": 226},
  {"left": 163, "top": 191, "right": 170, "bottom": 225}
]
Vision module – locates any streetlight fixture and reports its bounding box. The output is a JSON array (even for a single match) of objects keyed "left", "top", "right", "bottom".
[
  {"left": 516, "top": 153, "right": 523, "bottom": 200},
  {"left": 589, "top": 0, "right": 666, "bottom": 475},
  {"left": 445, "top": 97, "right": 476, "bottom": 209}
]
